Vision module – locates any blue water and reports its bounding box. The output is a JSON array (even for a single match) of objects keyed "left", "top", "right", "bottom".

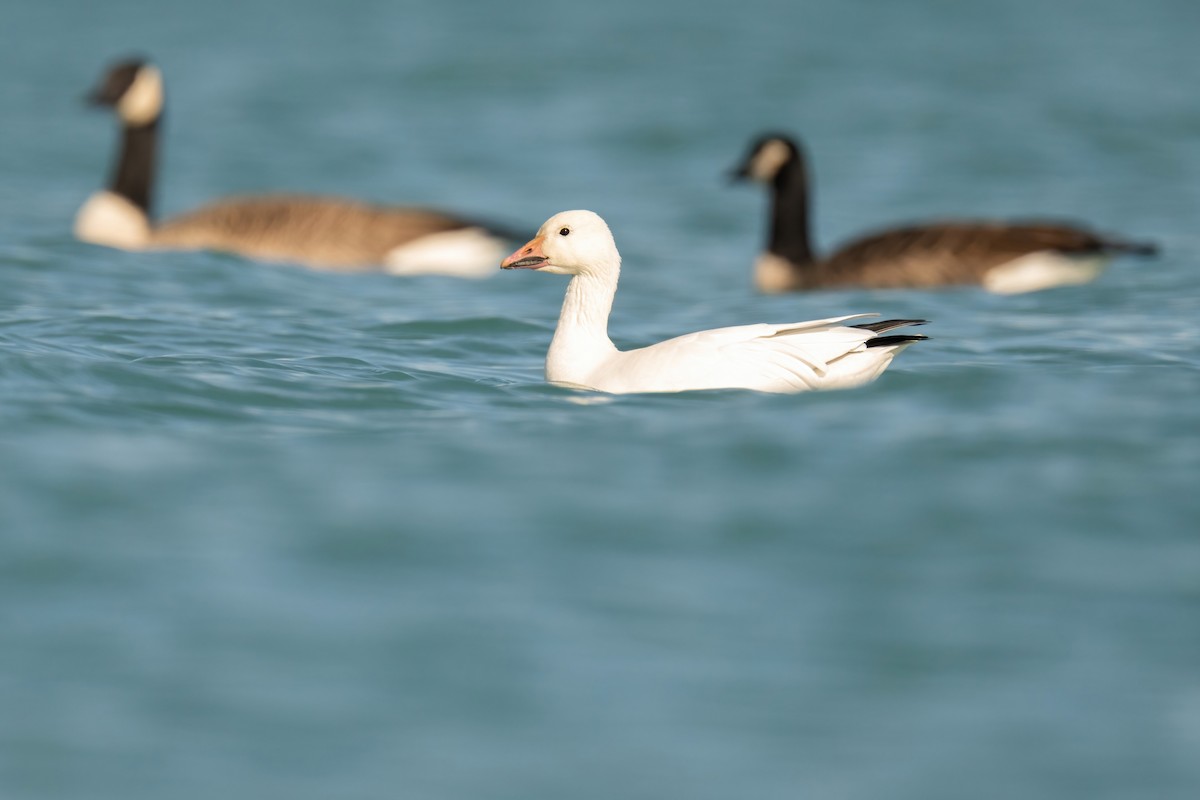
[{"left": 2, "top": 0, "right": 1199, "bottom": 798}]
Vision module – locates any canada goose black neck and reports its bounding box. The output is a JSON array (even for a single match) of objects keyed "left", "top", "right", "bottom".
[
  {"left": 767, "top": 149, "right": 815, "bottom": 266},
  {"left": 110, "top": 117, "right": 159, "bottom": 217},
  {"left": 87, "top": 59, "right": 163, "bottom": 218}
]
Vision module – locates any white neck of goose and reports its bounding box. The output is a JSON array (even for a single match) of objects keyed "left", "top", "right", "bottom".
[{"left": 546, "top": 256, "right": 621, "bottom": 382}]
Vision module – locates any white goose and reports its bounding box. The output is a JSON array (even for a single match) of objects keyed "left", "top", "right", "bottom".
[{"left": 501, "top": 210, "right": 927, "bottom": 394}]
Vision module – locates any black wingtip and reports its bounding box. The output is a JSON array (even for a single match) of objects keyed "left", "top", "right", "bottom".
[
  {"left": 865, "top": 334, "right": 929, "bottom": 348},
  {"left": 852, "top": 319, "right": 929, "bottom": 334}
]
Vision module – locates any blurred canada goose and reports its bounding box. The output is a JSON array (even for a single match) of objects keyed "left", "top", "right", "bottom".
[
  {"left": 75, "top": 58, "right": 512, "bottom": 277},
  {"left": 500, "top": 210, "right": 926, "bottom": 394},
  {"left": 730, "top": 133, "right": 1158, "bottom": 294}
]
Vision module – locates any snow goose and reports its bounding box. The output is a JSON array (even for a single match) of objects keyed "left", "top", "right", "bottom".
[
  {"left": 501, "top": 210, "right": 926, "bottom": 394},
  {"left": 731, "top": 133, "right": 1158, "bottom": 294},
  {"left": 74, "top": 58, "right": 513, "bottom": 277}
]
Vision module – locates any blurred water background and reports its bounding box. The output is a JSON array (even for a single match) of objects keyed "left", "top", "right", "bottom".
[{"left": 1, "top": 0, "right": 1199, "bottom": 797}]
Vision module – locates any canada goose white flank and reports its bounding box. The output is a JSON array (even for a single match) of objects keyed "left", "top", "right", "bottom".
[
  {"left": 731, "top": 133, "right": 1158, "bottom": 294},
  {"left": 75, "top": 58, "right": 513, "bottom": 277},
  {"left": 501, "top": 210, "right": 926, "bottom": 394}
]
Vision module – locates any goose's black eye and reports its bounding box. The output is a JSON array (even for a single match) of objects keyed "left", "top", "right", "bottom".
[{"left": 558, "top": 227, "right": 570, "bottom": 236}]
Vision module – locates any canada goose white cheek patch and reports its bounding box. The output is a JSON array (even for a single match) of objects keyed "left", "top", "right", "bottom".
[
  {"left": 117, "top": 65, "right": 164, "bottom": 126},
  {"left": 749, "top": 139, "right": 792, "bottom": 180}
]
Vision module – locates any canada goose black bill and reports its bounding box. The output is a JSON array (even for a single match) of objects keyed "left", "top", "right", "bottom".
[
  {"left": 74, "top": 57, "right": 513, "bottom": 277},
  {"left": 731, "top": 132, "right": 1159, "bottom": 294}
]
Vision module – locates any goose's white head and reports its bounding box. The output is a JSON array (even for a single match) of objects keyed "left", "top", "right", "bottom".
[
  {"left": 501, "top": 210, "right": 620, "bottom": 277},
  {"left": 86, "top": 58, "right": 163, "bottom": 127}
]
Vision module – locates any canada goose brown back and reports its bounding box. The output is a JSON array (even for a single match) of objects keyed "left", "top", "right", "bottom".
[
  {"left": 76, "top": 58, "right": 512, "bottom": 277},
  {"left": 150, "top": 195, "right": 498, "bottom": 272},
  {"left": 731, "top": 133, "right": 1158, "bottom": 294},
  {"left": 819, "top": 221, "right": 1156, "bottom": 291}
]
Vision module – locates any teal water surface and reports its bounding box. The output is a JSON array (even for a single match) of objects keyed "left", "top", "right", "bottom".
[{"left": 2, "top": 1, "right": 1199, "bottom": 798}]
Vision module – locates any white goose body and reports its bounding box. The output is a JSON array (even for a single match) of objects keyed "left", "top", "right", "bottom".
[{"left": 502, "top": 211, "right": 925, "bottom": 394}]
